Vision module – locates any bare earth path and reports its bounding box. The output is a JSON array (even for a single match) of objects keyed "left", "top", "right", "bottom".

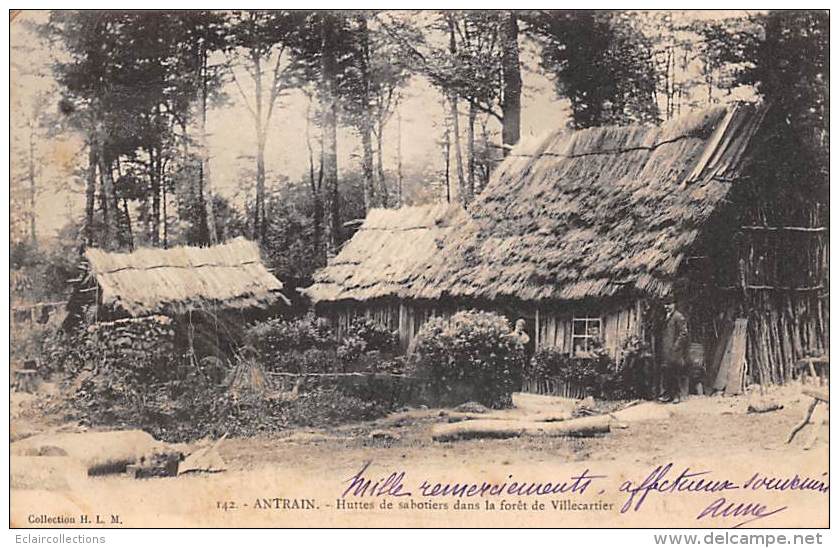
[{"left": 11, "top": 384, "right": 829, "bottom": 528}]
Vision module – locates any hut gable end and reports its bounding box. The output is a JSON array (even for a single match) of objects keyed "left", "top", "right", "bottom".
[{"left": 83, "top": 237, "right": 287, "bottom": 317}]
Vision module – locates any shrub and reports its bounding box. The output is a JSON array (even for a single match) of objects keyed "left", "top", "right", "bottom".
[
  {"left": 247, "top": 314, "right": 399, "bottom": 374},
  {"left": 284, "top": 387, "right": 388, "bottom": 427},
  {"left": 409, "top": 310, "right": 525, "bottom": 408},
  {"left": 337, "top": 335, "right": 367, "bottom": 368},
  {"left": 345, "top": 316, "right": 399, "bottom": 353},
  {"left": 297, "top": 348, "right": 342, "bottom": 374},
  {"left": 527, "top": 337, "right": 652, "bottom": 400},
  {"left": 246, "top": 314, "right": 335, "bottom": 372},
  {"left": 605, "top": 336, "right": 654, "bottom": 400},
  {"left": 41, "top": 329, "right": 88, "bottom": 375}
]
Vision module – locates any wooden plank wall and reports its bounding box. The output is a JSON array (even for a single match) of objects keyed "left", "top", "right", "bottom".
[
  {"left": 330, "top": 299, "right": 643, "bottom": 360},
  {"left": 330, "top": 301, "right": 456, "bottom": 352},
  {"left": 535, "top": 301, "right": 642, "bottom": 360}
]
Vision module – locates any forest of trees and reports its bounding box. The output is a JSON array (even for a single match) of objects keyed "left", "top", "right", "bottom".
[{"left": 9, "top": 9, "right": 829, "bottom": 301}]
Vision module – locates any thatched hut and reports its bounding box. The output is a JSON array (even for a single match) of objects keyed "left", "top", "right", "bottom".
[
  {"left": 304, "top": 203, "right": 466, "bottom": 349},
  {"left": 65, "top": 237, "right": 289, "bottom": 355},
  {"left": 417, "top": 103, "right": 826, "bottom": 384},
  {"left": 307, "top": 102, "right": 827, "bottom": 386}
]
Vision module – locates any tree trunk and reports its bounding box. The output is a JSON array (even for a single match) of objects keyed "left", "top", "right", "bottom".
[
  {"left": 122, "top": 197, "right": 134, "bottom": 251},
  {"left": 305, "top": 94, "right": 324, "bottom": 266},
  {"left": 375, "top": 119, "right": 388, "bottom": 207},
  {"left": 94, "top": 121, "right": 119, "bottom": 249},
  {"left": 255, "top": 132, "right": 266, "bottom": 242},
  {"left": 479, "top": 116, "right": 492, "bottom": 192},
  {"left": 200, "top": 43, "right": 218, "bottom": 245},
  {"left": 447, "top": 18, "right": 465, "bottom": 204},
  {"left": 84, "top": 140, "right": 97, "bottom": 246},
  {"left": 321, "top": 15, "right": 340, "bottom": 257},
  {"left": 360, "top": 126, "right": 376, "bottom": 211},
  {"left": 396, "top": 100, "right": 403, "bottom": 207},
  {"left": 449, "top": 95, "right": 465, "bottom": 205},
  {"left": 466, "top": 101, "right": 477, "bottom": 203},
  {"left": 357, "top": 14, "right": 376, "bottom": 212},
  {"left": 27, "top": 124, "right": 37, "bottom": 246},
  {"left": 150, "top": 148, "right": 161, "bottom": 246},
  {"left": 443, "top": 120, "right": 451, "bottom": 204},
  {"left": 162, "top": 173, "right": 169, "bottom": 249},
  {"left": 312, "top": 186, "right": 324, "bottom": 268},
  {"left": 111, "top": 160, "right": 130, "bottom": 249},
  {"left": 252, "top": 50, "right": 266, "bottom": 243},
  {"left": 500, "top": 11, "right": 522, "bottom": 154}
]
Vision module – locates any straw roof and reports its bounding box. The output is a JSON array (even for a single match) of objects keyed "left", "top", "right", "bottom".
[
  {"left": 84, "top": 237, "right": 288, "bottom": 316},
  {"left": 412, "top": 103, "right": 767, "bottom": 302},
  {"left": 305, "top": 203, "right": 466, "bottom": 303}
]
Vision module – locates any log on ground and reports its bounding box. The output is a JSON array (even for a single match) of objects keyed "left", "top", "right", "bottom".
[{"left": 432, "top": 415, "right": 611, "bottom": 442}]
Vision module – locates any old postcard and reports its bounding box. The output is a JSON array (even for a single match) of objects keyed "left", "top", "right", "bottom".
[{"left": 8, "top": 8, "right": 829, "bottom": 529}]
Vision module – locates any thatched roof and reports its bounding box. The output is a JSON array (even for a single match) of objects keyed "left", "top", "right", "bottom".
[
  {"left": 305, "top": 204, "right": 466, "bottom": 303},
  {"left": 84, "top": 237, "right": 288, "bottom": 316},
  {"left": 412, "top": 103, "right": 767, "bottom": 303}
]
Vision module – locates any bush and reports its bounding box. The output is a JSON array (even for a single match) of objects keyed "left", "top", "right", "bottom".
[
  {"left": 70, "top": 360, "right": 406, "bottom": 443},
  {"left": 246, "top": 314, "right": 335, "bottom": 372},
  {"left": 345, "top": 316, "right": 399, "bottom": 353},
  {"left": 40, "top": 328, "right": 88, "bottom": 375},
  {"left": 528, "top": 346, "right": 609, "bottom": 393},
  {"left": 246, "top": 314, "right": 399, "bottom": 374},
  {"left": 527, "top": 337, "right": 652, "bottom": 400},
  {"left": 297, "top": 348, "right": 342, "bottom": 374},
  {"left": 409, "top": 310, "right": 525, "bottom": 408},
  {"left": 337, "top": 335, "right": 367, "bottom": 368},
  {"left": 284, "top": 387, "right": 388, "bottom": 427},
  {"left": 606, "top": 336, "right": 654, "bottom": 400}
]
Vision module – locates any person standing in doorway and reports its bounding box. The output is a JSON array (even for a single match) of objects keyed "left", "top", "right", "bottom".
[
  {"left": 659, "top": 295, "right": 689, "bottom": 404},
  {"left": 512, "top": 318, "right": 532, "bottom": 393},
  {"left": 513, "top": 318, "right": 530, "bottom": 347}
]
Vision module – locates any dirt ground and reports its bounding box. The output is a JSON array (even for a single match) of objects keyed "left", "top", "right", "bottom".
[{"left": 10, "top": 383, "right": 829, "bottom": 528}]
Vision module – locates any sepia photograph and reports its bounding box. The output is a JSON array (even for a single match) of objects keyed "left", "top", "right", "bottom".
[{"left": 7, "top": 7, "right": 830, "bottom": 532}]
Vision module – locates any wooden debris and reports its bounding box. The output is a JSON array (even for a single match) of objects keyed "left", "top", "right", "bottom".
[
  {"left": 11, "top": 430, "right": 169, "bottom": 475},
  {"left": 747, "top": 400, "right": 784, "bottom": 414},
  {"left": 713, "top": 318, "right": 748, "bottom": 395},
  {"left": 787, "top": 387, "right": 828, "bottom": 448},
  {"left": 126, "top": 453, "right": 181, "bottom": 478},
  {"left": 443, "top": 410, "right": 573, "bottom": 424},
  {"left": 368, "top": 430, "right": 401, "bottom": 442},
  {"left": 227, "top": 357, "right": 270, "bottom": 397},
  {"left": 454, "top": 401, "right": 490, "bottom": 414},
  {"left": 179, "top": 435, "right": 227, "bottom": 475},
  {"left": 802, "top": 388, "right": 829, "bottom": 403},
  {"left": 610, "top": 401, "right": 672, "bottom": 423},
  {"left": 432, "top": 415, "right": 611, "bottom": 442},
  {"left": 511, "top": 392, "right": 578, "bottom": 413}
]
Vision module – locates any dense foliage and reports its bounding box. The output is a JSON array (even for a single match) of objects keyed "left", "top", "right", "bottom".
[
  {"left": 526, "top": 11, "right": 659, "bottom": 127},
  {"left": 527, "top": 336, "right": 654, "bottom": 400},
  {"left": 245, "top": 313, "right": 400, "bottom": 374},
  {"left": 40, "top": 320, "right": 404, "bottom": 442},
  {"left": 409, "top": 310, "right": 526, "bottom": 408}
]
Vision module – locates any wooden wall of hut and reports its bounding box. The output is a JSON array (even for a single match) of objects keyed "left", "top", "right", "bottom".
[
  {"left": 535, "top": 300, "right": 643, "bottom": 360},
  {"left": 697, "top": 137, "right": 829, "bottom": 386},
  {"left": 325, "top": 300, "right": 458, "bottom": 351},
  {"left": 325, "top": 298, "right": 645, "bottom": 360},
  {"left": 735, "top": 200, "right": 828, "bottom": 384}
]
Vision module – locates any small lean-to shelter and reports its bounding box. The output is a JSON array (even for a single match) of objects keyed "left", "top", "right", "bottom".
[
  {"left": 411, "top": 102, "right": 827, "bottom": 385},
  {"left": 65, "top": 237, "right": 289, "bottom": 356},
  {"left": 304, "top": 203, "right": 466, "bottom": 349}
]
